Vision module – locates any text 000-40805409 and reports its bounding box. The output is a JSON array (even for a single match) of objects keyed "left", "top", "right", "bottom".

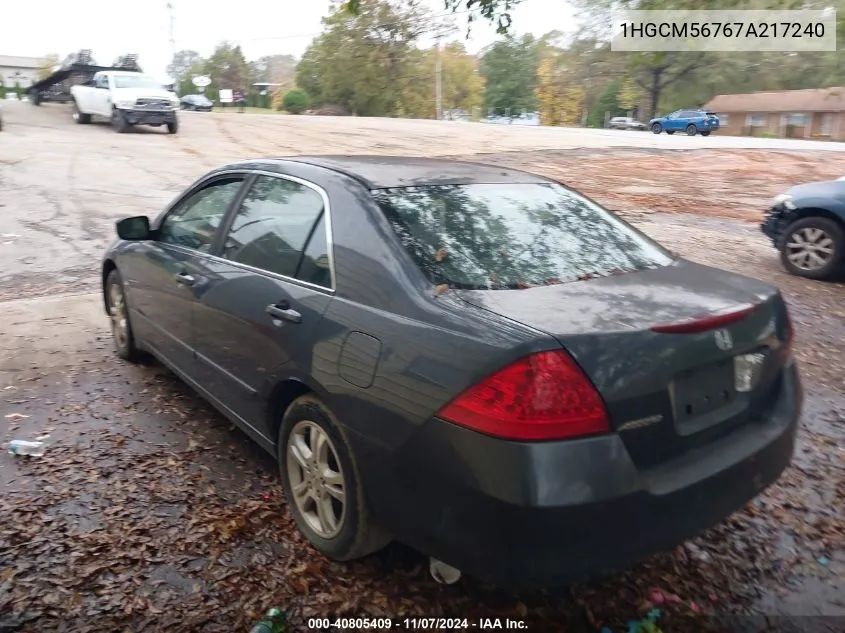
[{"left": 610, "top": 9, "right": 837, "bottom": 52}]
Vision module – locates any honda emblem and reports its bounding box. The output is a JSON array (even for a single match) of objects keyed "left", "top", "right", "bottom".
[{"left": 714, "top": 329, "right": 734, "bottom": 351}]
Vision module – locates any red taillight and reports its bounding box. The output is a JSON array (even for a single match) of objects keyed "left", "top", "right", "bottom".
[
  {"left": 650, "top": 303, "right": 758, "bottom": 334},
  {"left": 436, "top": 350, "right": 610, "bottom": 441}
]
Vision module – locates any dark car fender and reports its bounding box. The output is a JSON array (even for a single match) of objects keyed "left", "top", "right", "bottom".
[{"left": 781, "top": 196, "right": 845, "bottom": 240}]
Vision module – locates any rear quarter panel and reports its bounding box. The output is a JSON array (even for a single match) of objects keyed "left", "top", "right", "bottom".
[
  {"left": 281, "top": 166, "right": 558, "bottom": 453},
  {"left": 70, "top": 85, "right": 95, "bottom": 112}
]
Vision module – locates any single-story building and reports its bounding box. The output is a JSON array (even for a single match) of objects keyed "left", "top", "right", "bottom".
[
  {"left": 0, "top": 55, "right": 42, "bottom": 89},
  {"left": 704, "top": 87, "right": 845, "bottom": 140}
]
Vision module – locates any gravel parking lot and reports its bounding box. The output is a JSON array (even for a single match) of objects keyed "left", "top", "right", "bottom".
[{"left": 1, "top": 101, "right": 844, "bottom": 632}]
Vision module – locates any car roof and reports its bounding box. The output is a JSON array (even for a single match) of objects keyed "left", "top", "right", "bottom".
[{"left": 221, "top": 155, "right": 553, "bottom": 189}]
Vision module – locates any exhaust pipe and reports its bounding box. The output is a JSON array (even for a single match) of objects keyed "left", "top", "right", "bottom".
[{"left": 429, "top": 557, "right": 462, "bottom": 584}]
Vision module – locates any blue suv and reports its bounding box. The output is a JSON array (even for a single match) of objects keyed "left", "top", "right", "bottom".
[{"left": 649, "top": 109, "right": 720, "bottom": 136}]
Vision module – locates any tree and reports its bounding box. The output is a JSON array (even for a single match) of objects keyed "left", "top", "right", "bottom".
[
  {"left": 479, "top": 35, "right": 541, "bottom": 115},
  {"left": 283, "top": 89, "right": 310, "bottom": 113},
  {"left": 251, "top": 54, "right": 297, "bottom": 85},
  {"left": 36, "top": 54, "right": 60, "bottom": 80},
  {"left": 168, "top": 50, "right": 204, "bottom": 86},
  {"left": 399, "top": 42, "right": 485, "bottom": 118},
  {"left": 295, "top": 0, "right": 434, "bottom": 116},
  {"left": 535, "top": 49, "right": 587, "bottom": 126},
  {"left": 204, "top": 42, "right": 251, "bottom": 97},
  {"left": 345, "top": 0, "right": 525, "bottom": 34},
  {"left": 112, "top": 55, "right": 142, "bottom": 72}
]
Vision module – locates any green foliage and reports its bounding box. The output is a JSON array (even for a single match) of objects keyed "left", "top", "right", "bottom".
[
  {"left": 587, "top": 79, "right": 620, "bottom": 127},
  {"left": 204, "top": 42, "right": 251, "bottom": 98},
  {"left": 344, "top": 0, "right": 525, "bottom": 34},
  {"left": 282, "top": 89, "right": 309, "bottom": 114},
  {"left": 295, "top": 0, "right": 431, "bottom": 116},
  {"left": 479, "top": 35, "right": 540, "bottom": 114}
]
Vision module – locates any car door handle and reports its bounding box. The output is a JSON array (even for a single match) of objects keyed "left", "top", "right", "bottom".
[
  {"left": 266, "top": 304, "right": 302, "bottom": 324},
  {"left": 175, "top": 273, "right": 195, "bottom": 286}
]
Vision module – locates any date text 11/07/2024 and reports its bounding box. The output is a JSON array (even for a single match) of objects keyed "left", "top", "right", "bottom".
[{"left": 307, "top": 617, "right": 529, "bottom": 630}]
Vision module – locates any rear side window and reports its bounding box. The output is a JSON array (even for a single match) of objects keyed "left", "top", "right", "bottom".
[
  {"left": 220, "top": 175, "right": 328, "bottom": 284},
  {"left": 372, "top": 183, "right": 674, "bottom": 290}
]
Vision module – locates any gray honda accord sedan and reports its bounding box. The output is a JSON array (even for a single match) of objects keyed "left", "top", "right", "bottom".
[{"left": 102, "top": 156, "right": 801, "bottom": 588}]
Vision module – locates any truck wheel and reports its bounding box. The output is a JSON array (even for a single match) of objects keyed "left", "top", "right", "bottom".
[
  {"left": 167, "top": 118, "right": 179, "bottom": 134},
  {"left": 72, "top": 101, "right": 91, "bottom": 124},
  {"left": 112, "top": 109, "right": 129, "bottom": 133}
]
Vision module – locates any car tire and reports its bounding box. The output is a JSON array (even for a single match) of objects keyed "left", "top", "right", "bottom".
[
  {"left": 167, "top": 118, "right": 179, "bottom": 134},
  {"left": 112, "top": 109, "right": 130, "bottom": 133},
  {"left": 651, "top": 123, "right": 662, "bottom": 134},
  {"left": 72, "top": 101, "right": 91, "bottom": 124},
  {"left": 779, "top": 216, "right": 845, "bottom": 281},
  {"left": 686, "top": 124, "right": 698, "bottom": 136},
  {"left": 701, "top": 131, "right": 711, "bottom": 136},
  {"left": 105, "top": 269, "right": 143, "bottom": 362},
  {"left": 278, "top": 394, "right": 391, "bottom": 562}
]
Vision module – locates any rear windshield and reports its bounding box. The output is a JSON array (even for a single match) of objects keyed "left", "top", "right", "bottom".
[{"left": 372, "top": 183, "right": 674, "bottom": 290}]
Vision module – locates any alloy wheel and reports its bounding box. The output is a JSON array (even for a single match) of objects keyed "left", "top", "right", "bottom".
[
  {"left": 108, "top": 281, "right": 128, "bottom": 349},
  {"left": 286, "top": 420, "right": 347, "bottom": 539},
  {"left": 785, "top": 227, "right": 836, "bottom": 271}
]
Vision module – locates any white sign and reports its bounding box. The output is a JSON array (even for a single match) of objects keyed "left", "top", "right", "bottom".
[
  {"left": 218, "top": 89, "right": 233, "bottom": 103},
  {"left": 192, "top": 75, "right": 211, "bottom": 88}
]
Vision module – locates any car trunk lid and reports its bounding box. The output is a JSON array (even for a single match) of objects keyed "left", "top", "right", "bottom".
[{"left": 454, "top": 260, "right": 792, "bottom": 470}]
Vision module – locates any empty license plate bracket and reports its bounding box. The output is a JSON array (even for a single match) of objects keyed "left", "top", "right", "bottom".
[{"left": 673, "top": 359, "right": 736, "bottom": 434}]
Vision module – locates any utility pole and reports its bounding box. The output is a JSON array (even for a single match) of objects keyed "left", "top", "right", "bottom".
[
  {"left": 167, "top": 1, "right": 176, "bottom": 61},
  {"left": 435, "top": 34, "right": 443, "bottom": 121}
]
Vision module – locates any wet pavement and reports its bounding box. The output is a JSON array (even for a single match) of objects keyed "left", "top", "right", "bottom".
[{"left": 0, "top": 101, "right": 844, "bottom": 632}]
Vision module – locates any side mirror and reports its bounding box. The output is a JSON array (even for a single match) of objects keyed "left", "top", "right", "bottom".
[{"left": 116, "top": 216, "right": 151, "bottom": 240}]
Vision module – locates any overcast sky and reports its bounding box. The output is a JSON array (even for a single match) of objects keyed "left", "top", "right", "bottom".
[{"left": 4, "top": 0, "right": 577, "bottom": 81}]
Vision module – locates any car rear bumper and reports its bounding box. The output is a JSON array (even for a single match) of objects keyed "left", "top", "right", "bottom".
[{"left": 364, "top": 361, "right": 801, "bottom": 588}]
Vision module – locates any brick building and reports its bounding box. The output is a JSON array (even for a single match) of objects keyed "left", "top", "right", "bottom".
[{"left": 704, "top": 87, "right": 845, "bottom": 140}]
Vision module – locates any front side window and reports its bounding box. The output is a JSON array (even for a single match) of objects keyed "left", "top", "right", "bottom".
[
  {"left": 157, "top": 178, "right": 245, "bottom": 252},
  {"left": 372, "top": 183, "right": 674, "bottom": 291},
  {"left": 220, "top": 175, "right": 328, "bottom": 283}
]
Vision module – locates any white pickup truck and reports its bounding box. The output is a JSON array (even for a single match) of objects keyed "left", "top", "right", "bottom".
[{"left": 70, "top": 71, "right": 180, "bottom": 134}]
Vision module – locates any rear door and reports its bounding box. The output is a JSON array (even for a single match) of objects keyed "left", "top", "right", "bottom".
[
  {"left": 191, "top": 172, "right": 334, "bottom": 434},
  {"left": 121, "top": 175, "right": 248, "bottom": 376}
]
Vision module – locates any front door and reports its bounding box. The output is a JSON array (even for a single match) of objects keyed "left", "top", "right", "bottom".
[
  {"left": 192, "top": 173, "right": 334, "bottom": 436},
  {"left": 123, "top": 175, "right": 247, "bottom": 375},
  {"left": 94, "top": 74, "right": 112, "bottom": 116},
  {"left": 665, "top": 111, "right": 681, "bottom": 131}
]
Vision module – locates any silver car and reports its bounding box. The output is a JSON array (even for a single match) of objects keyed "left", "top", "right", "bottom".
[{"left": 608, "top": 116, "right": 646, "bottom": 131}]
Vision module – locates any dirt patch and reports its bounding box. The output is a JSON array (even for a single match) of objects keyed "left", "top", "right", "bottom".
[{"left": 455, "top": 149, "right": 845, "bottom": 224}]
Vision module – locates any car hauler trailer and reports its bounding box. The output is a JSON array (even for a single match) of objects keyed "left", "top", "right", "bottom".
[{"left": 28, "top": 52, "right": 142, "bottom": 106}]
